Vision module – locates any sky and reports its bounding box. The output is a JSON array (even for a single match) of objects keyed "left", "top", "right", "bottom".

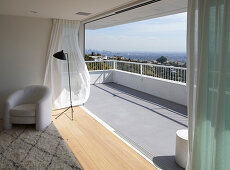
[{"left": 85, "top": 12, "right": 187, "bottom": 53}]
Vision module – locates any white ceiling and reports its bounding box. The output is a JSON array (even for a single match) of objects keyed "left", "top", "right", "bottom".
[
  {"left": 86, "top": 0, "right": 187, "bottom": 30},
  {"left": 0, "top": 0, "right": 136, "bottom": 20},
  {"left": 0, "top": 0, "right": 187, "bottom": 30}
]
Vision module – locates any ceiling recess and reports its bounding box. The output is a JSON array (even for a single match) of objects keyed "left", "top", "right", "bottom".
[
  {"left": 85, "top": 0, "right": 161, "bottom": 24},
  {"left": 30, "top": 10, "right": 38, "bottom": 14},
  {"left": 115, "top": 0, "right": 161, "bottom": 14},
  {"left": 76, "top": 12, "right": 92, "bottom": 16}
]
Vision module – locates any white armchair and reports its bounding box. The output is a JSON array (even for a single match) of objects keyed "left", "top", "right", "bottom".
[{"left": 4, "top": 85, "right": 52, "bottom": 131}]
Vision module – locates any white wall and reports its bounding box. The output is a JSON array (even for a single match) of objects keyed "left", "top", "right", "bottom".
[
  {"left": 113, "top": 70, "right": 187, "bottom": 106},
  {"left": 0, "top": 15, "right": 52, "bottom": 118},
  {"left": 78, "top": 23, "right": 85, "bottom": 55},
  {"left": 89, "top": 70, "right": 187, "bottom": 106},
  {"left": 89, "top": 70, "right": 113, "bottom": 84}
]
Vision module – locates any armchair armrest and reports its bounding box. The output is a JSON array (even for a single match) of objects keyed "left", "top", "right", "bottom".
[
  {"left": 6, "top": 89, "right": 24, "bottom": 108},
  {"left": 36, "top": 88, "right": 52, "bottom": 130},
  {"left": 4, "top": 89, "right": 24, "bottom": 129}
]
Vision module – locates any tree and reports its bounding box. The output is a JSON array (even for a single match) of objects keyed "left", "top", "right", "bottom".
[
  {"left": 156, "top": 56, "right": 167, "bottom": 63},
  {"left": 96, "top": 53, "right": 101, "bottom": 56},
  {"left": 84, "top": 54, "right": 94, "bottom": 61}
]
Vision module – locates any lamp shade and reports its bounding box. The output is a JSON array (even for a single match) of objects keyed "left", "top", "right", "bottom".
[{"left": 53, "top": 50, "right": 66, "bottom": 60}]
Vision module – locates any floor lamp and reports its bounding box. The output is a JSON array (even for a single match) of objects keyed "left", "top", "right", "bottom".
[{"left": 53, "top": 50, "right": 74, "bottom": 120}]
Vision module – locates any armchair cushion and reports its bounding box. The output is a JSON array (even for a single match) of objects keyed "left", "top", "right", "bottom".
[
  {"left": 10, "top": 104, "right": 36, "bottom": 117},
  {"left": 10, "top": 116, "right": 36, "bottom": 124}
]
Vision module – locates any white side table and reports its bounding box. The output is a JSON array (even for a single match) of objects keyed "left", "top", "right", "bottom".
[{"left": 175, "top": 129, "right": 188, "bottom": 168}]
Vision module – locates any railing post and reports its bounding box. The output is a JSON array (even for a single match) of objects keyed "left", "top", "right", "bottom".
[
  {"left": 140, "top": 64, "right": 143, "bottom": 75},
  {"left": 113, "top": 60, "right": 117, "bottom": 70}
]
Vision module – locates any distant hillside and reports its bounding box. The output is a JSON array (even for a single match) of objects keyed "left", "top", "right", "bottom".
[{"left": 85, "top": 49, "right": 186, "bottom": 62}]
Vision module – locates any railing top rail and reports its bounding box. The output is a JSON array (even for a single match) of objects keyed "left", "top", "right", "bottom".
[
  {"left": 85, "top": 60, "right": 115, "bottom": 63},
  {"left": 116, "top": 60, "right": 186, "bottom": 70},
  {"left": 85, "top": 60, "right": 186, "bottom": 70}
]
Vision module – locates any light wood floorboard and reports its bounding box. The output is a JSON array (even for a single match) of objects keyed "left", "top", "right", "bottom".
[{"left": 52, "top": 107, "right": 156, "bottom": 170}]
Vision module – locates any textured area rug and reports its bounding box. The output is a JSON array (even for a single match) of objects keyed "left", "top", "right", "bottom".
[{"left": 0, "top": 122, "right": 82, "bottom": 170}]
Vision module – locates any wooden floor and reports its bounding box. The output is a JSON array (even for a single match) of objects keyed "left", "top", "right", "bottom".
[{"left": 53, "top": 107, "right": 156, "bottom": 170}]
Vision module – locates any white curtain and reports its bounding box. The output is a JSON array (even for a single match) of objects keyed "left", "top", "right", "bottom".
[
  {"left": 187, "top": 0, "right": 230, "bottom": 169},
  {"left": 44, "top": 19, "right": 90, "bottom": 109}
]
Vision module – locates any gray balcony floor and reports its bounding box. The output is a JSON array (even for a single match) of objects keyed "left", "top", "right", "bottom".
[{"left": 84, "top": 83, "right": 187, "bottom": 170}]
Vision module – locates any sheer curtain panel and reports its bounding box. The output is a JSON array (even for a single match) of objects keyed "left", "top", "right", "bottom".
[
  {"left": 44, "top": 19, "right": 90, "bottom": 109},
  {"left": 187, "top": 0, "right": 230, "bottom": 169}
]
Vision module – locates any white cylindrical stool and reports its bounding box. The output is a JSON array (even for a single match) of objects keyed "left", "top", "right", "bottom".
[{"left": 175, "top": 129, "right": 188, "bottom": 168}]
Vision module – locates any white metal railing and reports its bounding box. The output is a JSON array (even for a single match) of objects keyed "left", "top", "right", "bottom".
[
  {"left": 85, "top": 60, "right": 186, "bottom": 83},
  {"left": 85, "top": 60, "right": 114, "bottom": 71}
]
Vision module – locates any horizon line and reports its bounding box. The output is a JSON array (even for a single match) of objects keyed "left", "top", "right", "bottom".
[{"left": 85, "top": 49, "right": 186, "bottom": 53}]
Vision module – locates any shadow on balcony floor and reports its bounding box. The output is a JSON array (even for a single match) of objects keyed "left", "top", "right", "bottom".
[
  {"left": 84, "top": 83, "right": 187, "bottom": 170},
  {"left": 153, "top": 156, "right": 184, "bottom": 170}
]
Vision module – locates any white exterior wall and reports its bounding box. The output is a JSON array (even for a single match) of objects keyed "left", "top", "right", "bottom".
[
  {"left": 89, "top": 70, "right": 187, "bottom": 106},
  {"left": 89, "top": 70, "right": 113, "bottom": 84}
]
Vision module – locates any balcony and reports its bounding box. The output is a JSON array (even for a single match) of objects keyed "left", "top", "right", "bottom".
[
  {"left": 84, "top": 61, "right": 187, "bottom": 170},
  {"left": 86, "top": 60, "right": 187, "bottom": 105}
]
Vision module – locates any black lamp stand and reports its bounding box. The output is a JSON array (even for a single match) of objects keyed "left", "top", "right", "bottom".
[{"left": 53, "top": 51, "right": 74, "bottom": 120}]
